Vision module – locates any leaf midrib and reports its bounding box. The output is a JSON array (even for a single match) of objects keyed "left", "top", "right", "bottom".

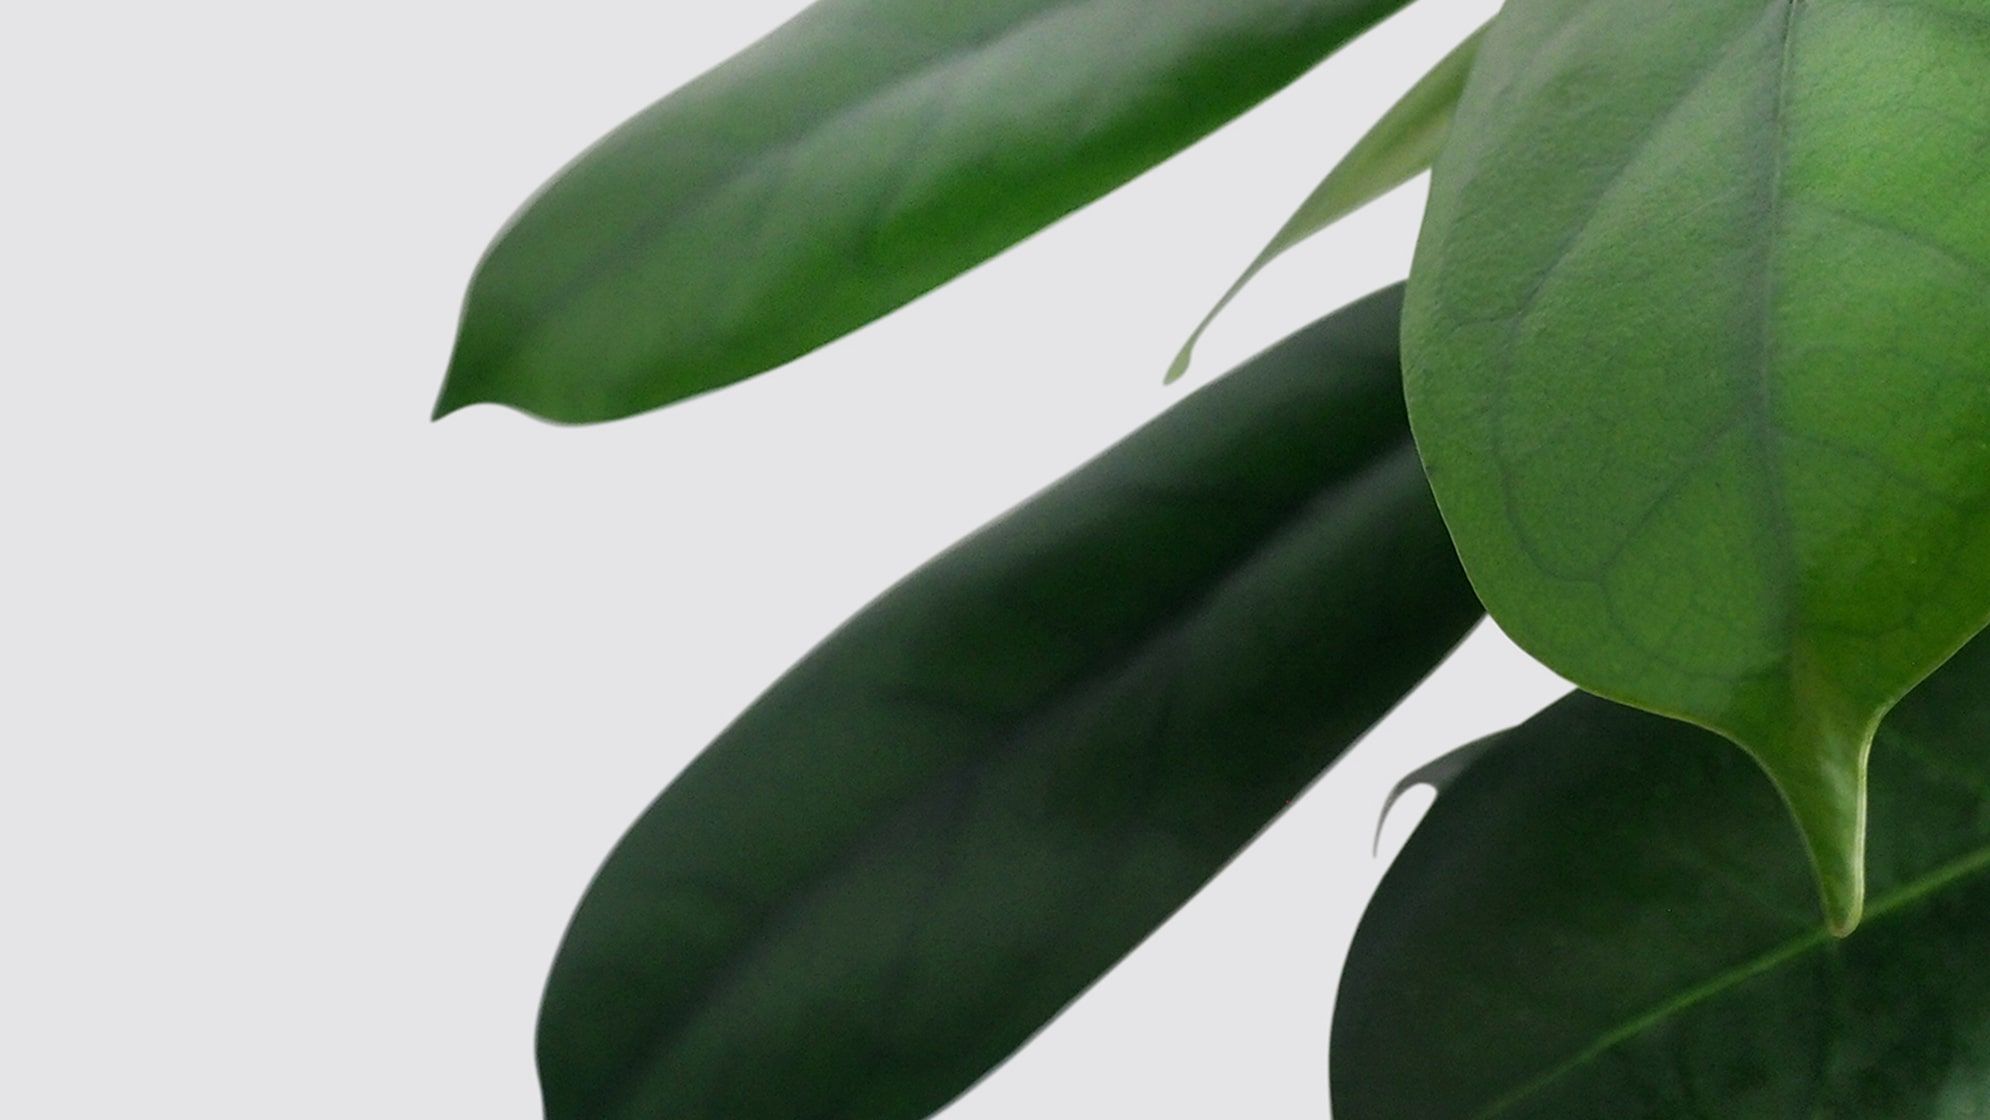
[
  {"left": 1736, "top": 0, "right": 1803, "bottom": 650},
  {"left": 1469, "top": 839, "right": 1990, "bottom": 1120}
]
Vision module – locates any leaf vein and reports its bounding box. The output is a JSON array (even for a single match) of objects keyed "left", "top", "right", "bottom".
[{"left": 1471, "top": 839, "right": 1990, "bottom": 1119}]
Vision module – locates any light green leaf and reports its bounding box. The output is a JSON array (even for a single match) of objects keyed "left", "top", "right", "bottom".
[
  {"left": 536, "top": 287, "right": 1481, "bottom": 1120},
  {"left": 1402, "top": 0, "right": 1990, "bottom": 933},
  {"left": 435, "top": 0, "right": 1419, "bottom": 424},
  {"left": 1167, "top": 22, "right": 1485, "bottom": 383},
  {"left": 1333, "top": 630, "right": 1990, "bottom": 1119}
]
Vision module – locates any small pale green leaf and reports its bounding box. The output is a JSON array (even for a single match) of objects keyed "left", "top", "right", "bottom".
[
  {"left": 1333, "top": 630, "right": 1990, "bottom": 1119},
  {"left": 537, "top": 288, "right": 1482, "bottom": 1120},
  {"left": 1167, "top": 22, "right": 1485, "bottom": 383},
  {"left": 1403, "top": 0, "right": 1990, "bottom": 933},
  {"left": 436, "top": 0, "right": 1419, "bottom": 424}
]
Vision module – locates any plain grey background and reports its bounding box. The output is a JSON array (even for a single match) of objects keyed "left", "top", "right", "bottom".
[{"left": 2, "top": 0, "right": 1565, "bottom": 1114}]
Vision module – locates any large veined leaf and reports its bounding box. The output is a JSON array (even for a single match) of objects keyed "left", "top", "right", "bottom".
[
  {"left": 1166, "top": 21, "right": 1484, "bottom": 382},
  {"left": 434, "top": 0, "right": 1418, "bottom": 424},
  {"left": 1333, "top": 630, "right": 1990, "bottom": 1119},
  {"left": 1402, "top": 0, "right": 1990, "bottom": 933},
  {"left": 537, "top": 288, "right": 1481, "bottom": 1120}
]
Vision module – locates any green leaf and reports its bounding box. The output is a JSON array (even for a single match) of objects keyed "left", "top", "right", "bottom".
[
  {"left": 435, "top": 0, "right": 1419, "bottom": 424},
  {"left": 538, "top": 287, "right": 1481, "bottom": 1120},
  {"left": 1401, "top": 0, "right": 1990, "bottom": 933},
  {"left": 1332, "top": 631, "right": 1990, "bottom": 1120},
  {"left": 1166, "top": 22, "right": 1485, "bottom": 383}
]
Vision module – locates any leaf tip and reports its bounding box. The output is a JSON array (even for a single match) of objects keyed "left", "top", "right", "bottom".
[
  {"left": 1371, "top": 735, "right": 1502, "bottom": 856},
  {"left": 1811, "top": 795, "right": 1868, "bottom": 937},
  {"left": 431, "top": 360, "right": 500, "bottom": 420},
  {"left": 1750, "top": 705, "right": 1873, "bottom": 937},
  {"left": 430, "top": 382, "right": 474, "bottom": 422},
  {"left": 433, "top": 314, "right": 531, "bottom": 421},
  {"left": 1827, "top": 892, "right": 1864, "bottom": 939},
  {"left": 433, "top": 309, "right": 497, "bottom": 421}
]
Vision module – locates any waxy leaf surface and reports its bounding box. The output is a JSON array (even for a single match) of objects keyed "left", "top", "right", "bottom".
[
  {"left": 436, "top": 0, "right": 1415, "bottom": 423},
  {"left": 1403, "top": 0, "right": 1990, "bottom": 932},
  {"left": 1168, "top": 23, "right": 1484, "bottom": 382},
  {"left": 536, "top": 288, "right": 1480, "bottom": 1120},
  {"left": 1333, "top": 631, "right": 1990, "bottom": 1119}
]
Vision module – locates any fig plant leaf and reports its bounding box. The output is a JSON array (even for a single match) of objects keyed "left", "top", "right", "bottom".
[
  {"left": 1402, "top": 0, "right": 1990, "bottom": 932},
  {"left": 1167, "top": 21, "right": 1484, "bottom": 383},
  {"left": 434, "top": 0, "right": 1419, "bottom": 424},
  {"left": 536, "top": 288, "right": 1482, "bottom": 1120},
  {"left": 1333, "top": 630, "right": 1990, "bottom": 1120}
]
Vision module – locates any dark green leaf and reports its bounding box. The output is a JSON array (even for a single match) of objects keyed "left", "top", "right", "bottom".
[
  {"left": 1333, "top": 632, "right": 1990, "bottom": 1119},
  {"left": 538, "top": 287, "right": 1481, "bottom": 1120},
  {"left": 435, "top": 0, "right": 1418, "bottom": 424},
  {"left": 1167, "top": 22, "right": 1484, "bottom": 383},
  {"left": 1402, "top": 0, "right": 1990, "bottom": 932}
]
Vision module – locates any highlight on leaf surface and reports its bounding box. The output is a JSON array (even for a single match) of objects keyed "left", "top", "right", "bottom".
[
  {"left": 536, "top": 287, "right": 1482, "bottom": 1120},
  {"left": 1401, "top": 0, "right": 1990, "bottom": 933},
  {"left": 1167, "top": 21, "right": 1484, "bottom": 383},
  {"left": 1334, "top": 628, "right": 1990, "bottom": 1119},
  {"left": 434, "top": 0, "right": 1418, "bottom": 424}
]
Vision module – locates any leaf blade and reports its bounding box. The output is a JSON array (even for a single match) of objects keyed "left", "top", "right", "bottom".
[
  {"left": 1332, "top": 631, "right": 1990, "bottom": 1119},
  {"left": 436, "top": 0, "right": 1418, "bottom": 423},
  {"left": 1402, "top": 0, "right": 1990, "bottom": 932},
  {"left": 536, "top": 287, "right": 1482, "bottom": 1120},
  {"left": 1167, "top": 21, "right": 1485, "bottom": 383}
]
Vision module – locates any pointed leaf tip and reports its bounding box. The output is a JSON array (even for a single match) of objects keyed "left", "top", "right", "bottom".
[
  {"left": 432, "top": 323, "right": 522, "bottom": 421},
  {"left": 1371, "top": 734, "right": 1501, "bottom": 855},
  {"left": 432, "top": 324, "right": 487, "bottom": 421},
  {"left": 1747, "top": 691, "right": 1874, "bottom": 936},
  {"left": 1804, "top": 797, "right": 1867, "bottom": 938},
  {"left": 430, "top": 386, "right": 468, "bottom": 422},
  {"left": 430, "top": 363, "right": 488, "bottom": 421}
]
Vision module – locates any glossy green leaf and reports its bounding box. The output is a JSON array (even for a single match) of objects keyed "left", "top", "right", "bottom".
[
  {"left": 538, "top": 287, "right": 1481, "bottom": 1120},
  {"left": 1166, "top": 22, "right": 1484, "bottom": 383},
  {"left": 435, "top": 0, "right": 1419, "bottom": 424},
  {"left": 1333, "top": 630, "right": 1990, "bottom": 1119},
  {"left": 1402, "top": 0, "right": 1990, "bottom": 932}
]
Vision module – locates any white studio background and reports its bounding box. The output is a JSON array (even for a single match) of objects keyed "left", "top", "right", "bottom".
[{"left": 1, "top": 2, "right": 1567, "bottom": 1116}]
